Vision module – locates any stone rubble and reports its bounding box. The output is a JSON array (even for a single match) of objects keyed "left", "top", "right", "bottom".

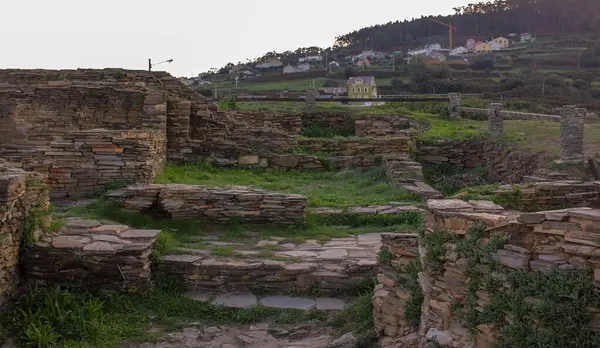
[{"left": 22, "top": 218, "right": 160, "bottom": 293}]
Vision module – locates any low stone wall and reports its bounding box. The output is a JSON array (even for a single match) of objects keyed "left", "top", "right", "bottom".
[
  {"left": 1, "top": 130, "right": 166, "bottom": 199},
  {"left": 417, "top": 139, "right": 550, "bottom": 184},
  {"left": 156, "top": 254, "right": 376, "bottom": 295},
  {"left": 456, "top": 106, "right": 561, "bottom": 123},
  {"left": 301, "top": 111, "right": 354, "bottom": 135},
  {"left": 355, "top": 115, "right": 423, "bottom": 138},
  {"left": 421, "top": 200, "right": 600, "bottom": 347},
  {"left": 479, "top": 180, "right": 600, "bottom": 211},
  {"left": 375, "top": 199, "right": 600, "bottom": 347},
  {"left": 0, "top": 162, "right": 49, "bottom": 306},
  {"left": 23, "top": 218, "right": 160, "bottom": 293},
  {"left": 383, "top": 155, "right": 442, "bottom": 198},
  {"left": 373, "top": 234, "right": 420, "bottom": 348},
  {"left": 298, "top": 137, "right": 410, "bottom": 156},
  {"left": 228, "top": 110, "right": 302, "bottom": 135},
  {"left": 107, "top": 184, "right": 307, "bottom": 226},
  {"left": 455, "top": 102, "right": 586, "bottom": 161}
]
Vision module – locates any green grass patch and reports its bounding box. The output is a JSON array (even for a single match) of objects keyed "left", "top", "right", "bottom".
[
  {"left": 0, "top": 280, "right": 332, "bottom": 347},
  {"left": 155, "top": 162, "right": 423, "bottom": 208}
]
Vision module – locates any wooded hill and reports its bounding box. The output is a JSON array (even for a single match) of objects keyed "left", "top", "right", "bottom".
[{"left": 336, "top": 0, "right": 600, "bottom": 51}]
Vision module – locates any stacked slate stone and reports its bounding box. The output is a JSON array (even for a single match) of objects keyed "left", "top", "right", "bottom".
[
  {"left": 417, "top": 199, "right": 600, "bottom": 347},
  {"left": 383, "top": 155, "right": 442, "bottom": 198},
  {"left": 228, "top": 110, "right": 302, "bottom": 135},
  {"left": 0, "top": 161, "right": 48, "bottom": 305},
  {"left": 1, "top": 129, "right": 166, "bottom": 199},
  {"left": 355, "top": 115, "right": 425, "bottom": 138},
  {"left": 23, "top": 218, "right": 160, "bottom": 293},
  {"left": 107, "top": 184, "right": 307, "bottom": 226},
  {"left": 373, "top": 234, "right": 420, "bottom": 348},
  {"left": 157, "top": 255, "right": 375, "bottom": 294},
  {"left": 298, "top": 137, "right": 410, "bottom": 156}
]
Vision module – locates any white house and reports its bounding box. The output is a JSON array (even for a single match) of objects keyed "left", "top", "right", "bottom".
[
  {"left": 521, "top": 33, "right": 534, "bottom": 43},
  {"left": 408, "top": 43, "right": 442, "bottom": 57},
  {"left": 299, "top": 55, "right": 323, "bottom": 63},
  {"left": 283, "top": 64, "right": 310, "bottom": 74},
  {"left": 487, "top": 41, "right": 502, "bottom": 51},
  {"left": 450, "top": 46, "right": 469, "bottom": 56}
]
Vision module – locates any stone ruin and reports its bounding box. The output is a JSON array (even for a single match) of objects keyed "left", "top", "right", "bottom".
[
  {"left": 1, "top": 69, "right": 600, "bottom": 347},
  {"left": 373, "top": 199, "right": 600, "bottom": 347}
]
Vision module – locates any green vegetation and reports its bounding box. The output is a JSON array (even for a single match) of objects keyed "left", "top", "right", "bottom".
[
  {"left": 0, "top": 280, "right": 335, "bottom": 348},
  {"left": 423, "top": 163, "right": 487, "bottom": 196},
  {"left": 155, "top": 162, "right": 423, "bottom": 208},
  {"left": 448, "top": 223, "right": 600, "bottom": 347},
  {"left": 400, "top": 258, "right": 424, "bottom": 328},
  {"left": 330, "top": 290, "right": 378, "bottom": 348}
]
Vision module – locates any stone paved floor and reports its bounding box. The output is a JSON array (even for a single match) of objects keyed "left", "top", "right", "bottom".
[
  {"left": 133, "top": 323, "right": 356, "bottom": 348},
  {"left": 173, "top": 233, "right": 383, "bottom": 262},
  {"left": 185, "top": 292, "right": 347, "bottom": 311}
]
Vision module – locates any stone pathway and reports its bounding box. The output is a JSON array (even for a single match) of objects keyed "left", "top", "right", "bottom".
[
  {"left": 310, "top": 203, "right": 423, "bottom": 216},
  {"left": 133, "top": 323, "right": 357, "bottom": 348},
  {"left": 185, "top": 292, "right": 347, "bottom": 311},
  {"left": 160, "top": 233, "right": 385, "bottom": 294}
]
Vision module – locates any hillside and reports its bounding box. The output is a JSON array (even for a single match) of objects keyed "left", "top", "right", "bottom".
[{"left": 194, "top": 0, "right": 600, "bottom": 111}]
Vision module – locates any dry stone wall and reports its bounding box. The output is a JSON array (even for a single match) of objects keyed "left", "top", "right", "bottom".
[
  {"left": 301, "top": 111, "right": 354, "bottom": 135},
  {"left": 0, "top": 162, "right": 49, "bottom": 306},
  {"left": 1, "top": 130, "right": 166, "bottom": 199},
  {"left": 355, "top": 115, "right": 424, "bottom": 138},
  {"left": 228, "top": 110, "right": 302, "bottom": 135},
  {"left": 107, "top": 184, "right": 307, "bottom": 226},
  {"left": 417, "top": 139, "right": 550, "bottom": 184},
  {"left": 298, "top": 137, "right": 410, "bottom": 156},
  {"left": 481, "top": 180, "right": 600, "bottom": 211},
  {"left": 373, "top": 234, "right": 420, "bottom": 348},
  {"left": 374, "top": 199, "right": 600, "bottom": 347},
  {"left": 156, "top": 253, "right": 376, "bottom": 295},
  {"left": 23, "top": 218, "right": 160, "bottom": 293},
  {"left": 383, "top": 155, "right": 442, "bottom": 198}
]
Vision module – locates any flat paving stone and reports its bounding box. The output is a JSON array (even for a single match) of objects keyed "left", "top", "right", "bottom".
[
  {"left": 259, "top": 296, "right": 316, "bottom": 311},
  {"left": 275, "top": 251, "right": 318, "bottom": 258},
  {"left": 316, "top": 298, "right": 346, "bottom": 310},
  {"left": 316, "top": 249, "right": 348, "bottom": 260},
  {"left": 213, "top": 293, "right": 258, "bottom": 308}
]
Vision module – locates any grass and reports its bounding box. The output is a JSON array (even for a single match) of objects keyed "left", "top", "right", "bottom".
[
  {"left": 0, "top": 279, "right": 335, "bottom": 348},
  {"left": 155, "top": 162, "right": 423, "bottom": 208},
  {"left": 64, "top": 197, "right": 424, "bottom": 255}
]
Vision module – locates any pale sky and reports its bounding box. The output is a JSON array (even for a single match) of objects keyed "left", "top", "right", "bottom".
[{"left": 1, "top": 0, "right": 469, "bottom": 77}]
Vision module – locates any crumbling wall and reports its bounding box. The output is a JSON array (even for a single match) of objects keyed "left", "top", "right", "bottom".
[
  {"left": 355, "top": 115, "right": 423, "bottom": 138},
  {"left": 0, "top": 162, "right": 49, "bottom": 306},
  {"left": 301, "top": 111, "right": 354, "bottom": 135},
  {"left": 417, "top": 139, "right": 550, "bottom": 184},
  {"left": 107, "top": 184, "right": 307, "bottom": 226},
  {"left": 375, "top": 199, "right": 600, "bottom": 347},
  {"left": 2, "top": 130, "right": 166, "bottom": 199},
  {"left": 23, "top": 218, "right": 160, "bottom": 293},
  {"left": 228, "top": 110, "right": 302, "bottom": 135}
]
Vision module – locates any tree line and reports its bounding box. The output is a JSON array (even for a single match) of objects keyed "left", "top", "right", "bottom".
[{"left": 336, "top": 0, "right": 600, "bottom": 52}]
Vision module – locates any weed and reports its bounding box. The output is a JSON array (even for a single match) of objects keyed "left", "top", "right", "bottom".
[
  {"left": 377, "top": 248, "right": 393, "bottom": 263},
  {"left": 211, "top": 246, "right": 234, "bottom": 257}
]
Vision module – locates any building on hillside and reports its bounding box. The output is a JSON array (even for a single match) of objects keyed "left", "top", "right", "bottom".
[
  {"left": 488, "top": 41, "right": 502, "bottom": 51},
  {"left": 299, "top": 55, "right": 323, "bottom": 63},
  {"left": 491, "top": 37, "right": 509, "bottom": 48},
  {"left": 466, "top": 38, "right": 478, "bottom": 50},
  {"left": 426, "top": 51, "right": 447, "bottom": 62},
  {"left": 521, "top": 33, "right": 534, "bottom": 43},
  {"left": 347, "top": 76, "right": 377, "bottom": 99},
  {"left": 283, "top": 64, "right": 310, "bottom": 74},
  {"left": 450, "top": 46, "right": 469, "bottom": 55},
  {"left": 408, "top": 43, "right": 442, "bottom": 57},
  {"left": 256, "top": 59, "right": 283, "bottom": 69},
  {"left": 474, "top": 42, "right": 493, "bottom": 53}
]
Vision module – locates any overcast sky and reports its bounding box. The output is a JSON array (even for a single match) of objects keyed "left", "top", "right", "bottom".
[{"left": 1, "top": 0, "right": 469, "bottom": 77}]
